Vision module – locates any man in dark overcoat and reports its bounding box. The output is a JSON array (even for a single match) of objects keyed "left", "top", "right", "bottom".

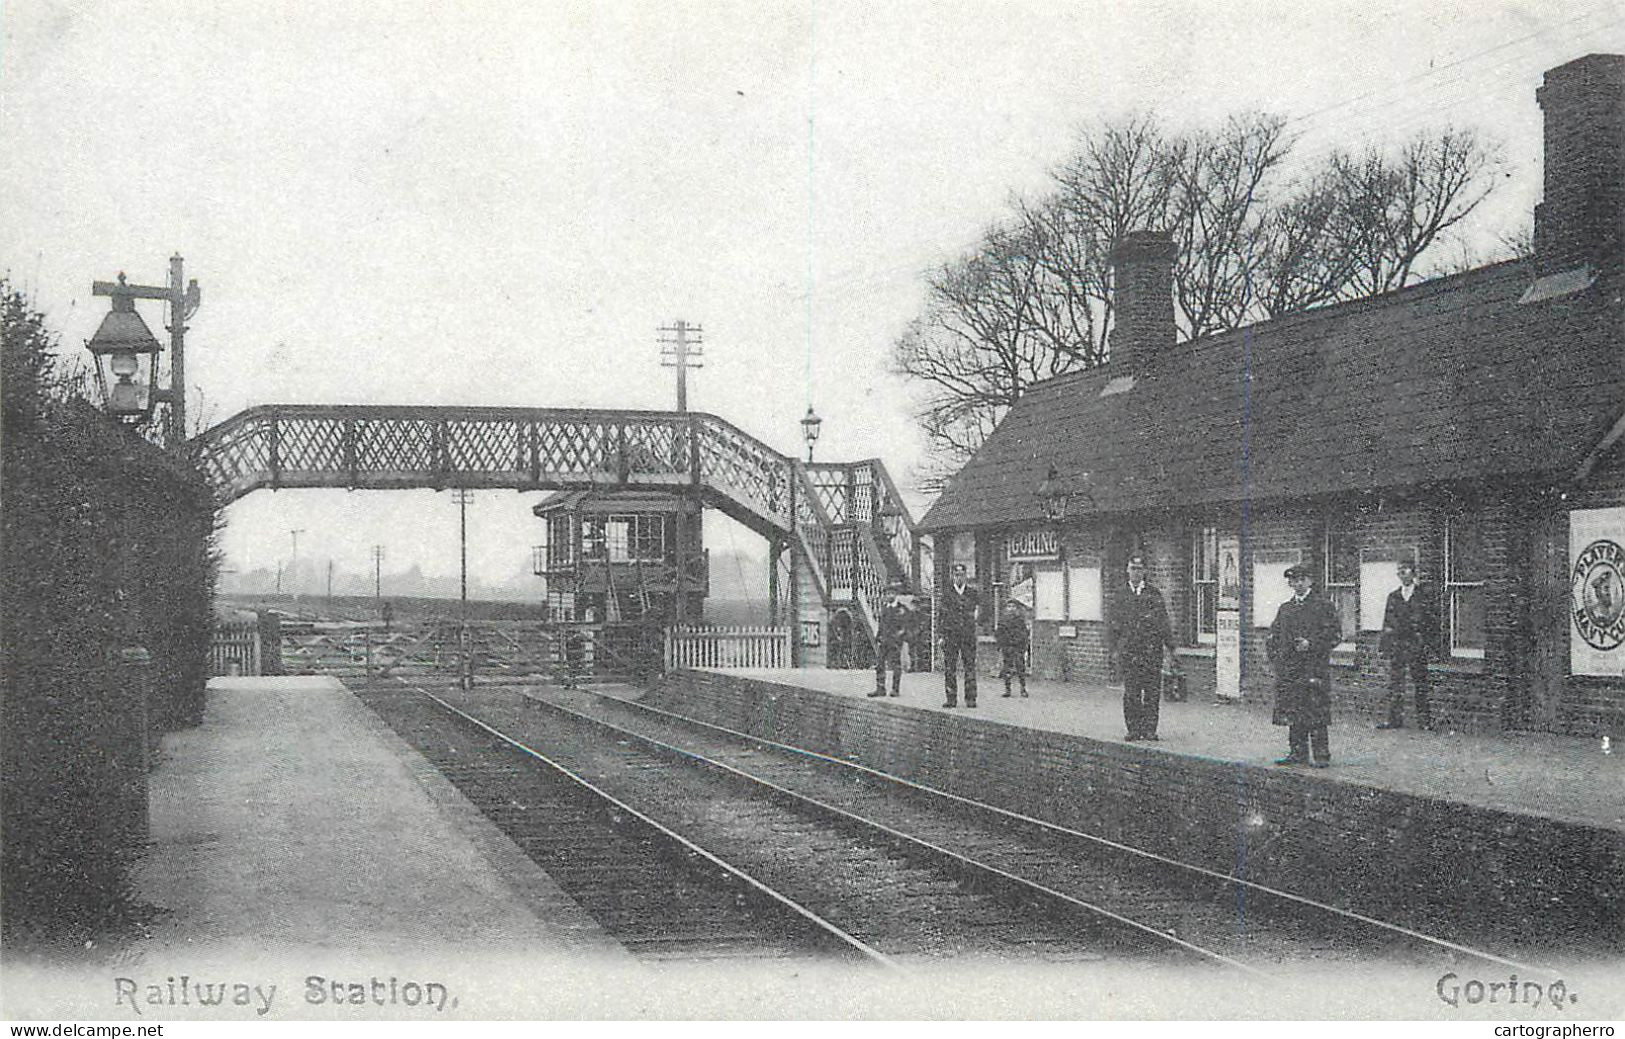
[
  {"left": 1266, "top": 563, "right": 1343, "bottom": 767},
  {"left": 1378, "top": 560, "right": 1437, "bottom": 730},
  {"left": 1106, "top": 554, "right": 1178, "bottom": 741},
  {"left": 869, "top": 585, "right": 911, "bottom": 698},
  {"left": 938, "top": 563, "right": 981, "bottom": 708}
]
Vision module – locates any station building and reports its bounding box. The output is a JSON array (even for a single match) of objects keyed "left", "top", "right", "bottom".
[{"left": 919, "top": 54, "right": 1625, "bottom": 737}]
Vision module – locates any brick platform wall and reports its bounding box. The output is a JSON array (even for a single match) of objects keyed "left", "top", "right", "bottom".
[{"left": 655, "top": 669, "right": 1624, "bottom": 953}]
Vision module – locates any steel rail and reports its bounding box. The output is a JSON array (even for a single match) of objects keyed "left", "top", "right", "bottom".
[
  {"left": 517, "top": 690, "right": 1267, "bottom": 975},
  {"left": 576, "top": 685, "right": 1559, "bottom": 979},
  {"left": 397, "top": 680, "right": 898, "bottom": 969}
]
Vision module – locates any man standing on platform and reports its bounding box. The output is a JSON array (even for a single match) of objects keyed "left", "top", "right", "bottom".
[
  {"left": 1107, "top": 554, "right": 1179, "bottom": 741},
  {"left": 997, "top": 599, "right": 1030, "bottom": 698},
  {"left": 939, "top": 563, "right": 981, "bottom": 708},
  {"left": 1378, "top": 561, "right": 1437, "bottom": 730},
  {"left": 870, "top": 584, "right": 911, "bottom": 698},
  {"left": 1267, "top": 563, "right": 1343, "bottom": 767}
]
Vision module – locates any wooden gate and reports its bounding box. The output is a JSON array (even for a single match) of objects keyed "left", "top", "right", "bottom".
[{"left": 210, "top": 618, "right": 262, "bottom": 676}]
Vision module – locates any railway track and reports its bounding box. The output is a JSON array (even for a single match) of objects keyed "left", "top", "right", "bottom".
[
  {"left": 350, "top": 677, "right": 884, "bottom": 965},
  {"left": 359, "top": 677, "right": 1201, "bottom": 968},
  {"left": 512, "top": 681, "right": 1555, "bottom": 979}
]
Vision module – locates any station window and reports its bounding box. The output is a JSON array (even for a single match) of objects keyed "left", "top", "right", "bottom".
[
  {"left": 1192, "top": 526, "right": 1218, "bottom": 644},
  {"left": 599, "top": 514, "right": 666, "bottom": 564},
  {"left": 1445, "top": 514, "right": 1487, "bottom": 657},
  {"left": 1324, "top": 515, "right": 1358, "bottom": 649}
]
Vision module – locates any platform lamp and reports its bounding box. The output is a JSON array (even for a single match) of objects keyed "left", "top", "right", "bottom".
[
  {"left": 90, "top": 257, "right": 201, "bottom": 446},
  {"left": 800, "top": 406, "right": 823, "bottom": 463},
  {"left": 85, "top": 275, "right": 164, "bottom": 424}
]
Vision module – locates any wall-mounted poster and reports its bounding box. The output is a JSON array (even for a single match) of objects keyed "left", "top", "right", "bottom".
[
  {"left": 1007, "top": 563, "right": 1036, "bottom": 611},
  {"left": 1570, "top": 507, "right": 1625, "bottom": 676},
  {"left": 1034, "top": 566, "right": 1065, "bottom": 621},
  {"left": 1067, "top": 565, "right": 1103, "bottom": 622},
  {"left": 1252, "top": 550, "right": 1302, "bottom": 628},
  {"left": 1359, "top": 553, "right": 1416, "bottom": 631},
  {"left": 1218, "top": 536, "right": 1242, "bottom": 611},
  {"left": 1215, "top": 534, "right": 1242, "bottom": 700}
]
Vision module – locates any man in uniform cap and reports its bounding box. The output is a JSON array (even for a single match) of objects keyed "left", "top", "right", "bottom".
[
  {"left": 870, "top": 583, "right": 912, "bottom": 698},
  {"left": 938, "top": 563, "right": 982, "bottom": 708},
  {"left": 1378, "top": 560, "right": 1437, "bottom": 730},
  {"left": 1106, "top": 553, "right": 1179, "bottom": 741},
  {"left": 1266, "top": 563, "right": 1343, "bottom": 767}
]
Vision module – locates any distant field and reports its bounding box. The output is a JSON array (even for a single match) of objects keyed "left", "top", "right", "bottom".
[
  {"left": 217, "top": 593, "right": 774, "bottom": 626},
  {"left": 216, "top": 593, "right": 549, "bottom": 624}
]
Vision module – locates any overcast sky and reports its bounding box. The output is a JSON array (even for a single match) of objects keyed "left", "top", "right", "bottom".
[{"left": 3, "top": 0, "right": 1622, "bottom": 592}]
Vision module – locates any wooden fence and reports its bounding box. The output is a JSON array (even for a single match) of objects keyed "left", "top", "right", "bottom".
[
  {"left": 209, "top": 618, "right": 262, "bottom": 676},
  {"left": 665, "top": 625, "right": 791, "bottom": 670}
]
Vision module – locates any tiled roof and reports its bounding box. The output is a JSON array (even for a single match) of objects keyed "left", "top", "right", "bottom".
[{"left": 920, "top": 260, "right": 1624, "bottom": 530}]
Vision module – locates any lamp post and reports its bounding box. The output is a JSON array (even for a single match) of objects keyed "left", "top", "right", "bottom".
[
  {"left": 800, "top": 406, "right": 823, "bottom": 463},
  {"left": 452, "top": 491, "right": 474, "bottom": 689},
  {"left": 90, "top": 256, "right": 200, "bottom": 446}
]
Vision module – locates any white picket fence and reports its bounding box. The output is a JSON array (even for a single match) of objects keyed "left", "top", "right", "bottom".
[{"left": 665, "top": 625, "right": 791, "bottom": 670}]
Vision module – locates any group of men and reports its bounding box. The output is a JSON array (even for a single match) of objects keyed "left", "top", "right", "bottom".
[
  {"left": 869, "top": 562, "right": 1032, "bottom": 705},
  {"left": 913, "top": 553, "right": 1438, "bottom": 767}
]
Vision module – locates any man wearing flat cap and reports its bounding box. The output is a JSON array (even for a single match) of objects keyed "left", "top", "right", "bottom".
[{"left": 1266, "top": 563, "right": 1343, "bottom": 767}]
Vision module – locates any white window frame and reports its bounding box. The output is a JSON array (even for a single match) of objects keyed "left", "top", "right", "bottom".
[
  {"left": 1324, "top": 515, "right": 1358, "bottom": 652},
  {"left": 1445, "top": 514, "right": 1487, "bottom": 659},
  {"left": 1192, "top": 527, "right": 1218, "bottom": 645}
]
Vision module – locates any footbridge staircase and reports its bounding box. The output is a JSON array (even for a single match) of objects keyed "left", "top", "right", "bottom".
[{"left": 194, "top": 405, "right": 922, "bottom": 666}]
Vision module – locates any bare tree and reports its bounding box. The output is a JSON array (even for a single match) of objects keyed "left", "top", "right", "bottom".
[
  {"left": 895, "top": 218, "right": 1099, "bottom": 484},
  {"left": 1328, "top": 128, "right": 1501, "bottom": 296},
  {"left": 1165, "top": 113, "right": 1296, "bottom": 337},
  {"left": 1254, "top": 171, "right": 1359, "bottom": 317},
  {"left": 897, "top": 115, "right": 1504, "bottom": 489}
]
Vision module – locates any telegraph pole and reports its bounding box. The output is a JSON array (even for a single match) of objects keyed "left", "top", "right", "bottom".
[
  {"left": 289, "top": 529, "right": 305, "bottom": 598},
  {"left": 372, "top": 545, "right": 385, "bottom": 603},
  {"left": 658, "top": 320, "right": 704, "bottom": 413},
  {"left": 452, "top": 491, "right": 474, "bottom": 689},
  {"left": 659, "top": 321, "right": 703, "bottom": 631}
]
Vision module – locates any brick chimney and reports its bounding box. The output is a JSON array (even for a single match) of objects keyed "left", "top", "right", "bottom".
[
  {"left": 1108, "top": 230, "right": 1177, "bottom": 379},
  {"left": 1533, "top": 54, "right": 1625, "bottom": 278}
]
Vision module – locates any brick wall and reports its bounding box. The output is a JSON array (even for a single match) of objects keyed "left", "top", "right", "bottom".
[{"left": 656, "top": 670, "right": 1624, "bottom": 952}]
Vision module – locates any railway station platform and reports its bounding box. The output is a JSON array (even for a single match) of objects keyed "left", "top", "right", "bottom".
[
  {"left": 8, "top": 671, "right": 1622, "bottom": 1022},
  {"left": 5, "top": 675, "right": 633, "bottom": 1021},
  {"left": 651, "top": 667, "right": 1625, "bottom": 957}
]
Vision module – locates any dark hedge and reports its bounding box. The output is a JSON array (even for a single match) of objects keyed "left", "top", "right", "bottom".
[{"left": 2, "top": 281, "right": 216, "bottom": 950}]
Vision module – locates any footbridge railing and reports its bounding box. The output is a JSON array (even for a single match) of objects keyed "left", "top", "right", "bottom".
[{"left": 192, "top": 404, "right": 921, "bottom": 653}]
